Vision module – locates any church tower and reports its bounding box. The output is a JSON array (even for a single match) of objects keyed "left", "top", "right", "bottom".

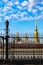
[
  {"left": 15, "top": 32, "right": 22, "bottom": 44},
  {"left": 15, "top": 32, "right": 20, "bottom": 44},
  {"left": 23, "top": 33, "right": 28, "bottom": 43},
  {"left": 34, "top": 17, "right": 39, "bottom": 43}
]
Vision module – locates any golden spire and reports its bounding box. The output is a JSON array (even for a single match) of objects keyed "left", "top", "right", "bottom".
[
  {"left": 35, "top": 15, "right": 37, "bottom": 31},
  {"left": 34, "top": 15, "right": 39, "bottom": 43}
]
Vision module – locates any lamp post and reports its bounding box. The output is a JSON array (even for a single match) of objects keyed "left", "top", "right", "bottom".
[{"left": 5, "top": 20, "right": 9, "bottom": 59}]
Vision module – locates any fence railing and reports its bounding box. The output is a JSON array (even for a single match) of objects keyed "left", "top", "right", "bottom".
[{"left": 0, "top": 34, "right": 43, "bottom": 60}]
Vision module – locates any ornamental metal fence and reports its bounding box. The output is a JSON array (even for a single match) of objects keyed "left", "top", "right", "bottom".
[{"left": 0, "top": 33, "right": 43, "bottom": 60}]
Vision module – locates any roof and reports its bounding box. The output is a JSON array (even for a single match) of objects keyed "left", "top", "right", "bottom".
[
  {"left": 0, "top": 43, "right": 43, "bottom": 49},
  {"left": 11, "top": 44, "right": 43, "bottom": 48}
]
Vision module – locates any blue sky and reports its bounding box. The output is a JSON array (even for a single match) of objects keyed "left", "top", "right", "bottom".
[{"left": 0, "top": 0, "right": 43, "bottom": 35}]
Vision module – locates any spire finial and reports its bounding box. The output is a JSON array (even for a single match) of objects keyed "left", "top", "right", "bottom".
[{"left": 35, "top": 14, "right": 38, "bottom": 30}]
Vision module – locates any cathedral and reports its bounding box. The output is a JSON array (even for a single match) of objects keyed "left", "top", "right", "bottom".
[
  {"left": 13, "top": 17, "right": 39, "bottom": 44},
  {"left": 8, "top": 17, "right": 43, "bottom": 59}
]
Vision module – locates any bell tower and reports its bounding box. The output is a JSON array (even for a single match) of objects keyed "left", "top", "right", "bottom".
[
  {"left": 34, "top": 16, "right": 39, "bottom": 43},
  {"left": 23, "top": 33, "right": 28, "bottom": 43}
]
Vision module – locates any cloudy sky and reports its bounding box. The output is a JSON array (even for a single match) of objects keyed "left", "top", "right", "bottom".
[{"left": 0, "top": 0, "right": 43, "bottom": 35}]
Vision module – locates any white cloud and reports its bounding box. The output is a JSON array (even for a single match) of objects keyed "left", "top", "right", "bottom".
[
  {"left": 0, "top": 0, "right": 42, "bottom": 22},
  {"left": 28, "top": 0, "right": 42, "bottom": 12},
  {"left": 32, "top": 9, "right": 37, "bottom": 13},
  {"left": 36, "top": 5, "right": 43, "bottom": 11},
  {"left": 5, "top": 14, "right": 19, "bottom": 20},
  {"left": 2, "top": 6, "right": 9, "bottom": 12},
  {"left": 36, "top": 6, "right": 40, "bottom": 9},
  {"left": 22, "top": 1, "right": 28, "bottom": 6},
  {"left": 10, "top": 14, "right": 18, "bottom": 18},
  {"left": 20, "top": 16, "right": 34, "bottom": 20},
  {"left": 14, "top": 1, "right": 19, "bottom": 5},
  {"left": 4, "top": 12, "right": 33, "bottom": 21},
  {"left": 41, "top": 1, "right": 43, "bottom": 4},
  {"left": 17, "top": 11, "right": 21, "bottom": 14},
  {"left": 27, "top": 16, "right": 34, "bottom": 20},
  {"left": 4, "top": 11, "right": 43, "bottom": 22},
  {"left": 37, "top": 15, "right": 43, "bottom": 19},
  {"left": 3, "top": 0, "right": 8, "bottom": 2},
  {"left": 39, "top": 7, "right": 43, "bottom": 10},
  {"left": 7, "top": 1, "right": 13, "bottom": 6},
  {"left": 5, "top": 16, "right": 12, "bottom": 20},
  {"left": 10, "top": 13, "right": 34, "bottom": 21},
  {"left": 0, "top": 14, "right": 4, "bottom": 16},
  {"left": 21, "top": 12, "right": 27, "bottom": 15},
  {"left": 2, "top": 1, "right": 19, "bottom": 15},
  {"left": 29, "top": 0, "right": 34, "bottom": 4},
  {"left": 34, "top": 12, "right": 43, "bottom": 20},
  {"left": 2, "top": 5, "right": 13, "bottom": 13},
  {"left": 28, "top": 0, "right": 35, "bottom": 12},
  {"left": 17, "top": 5, "right": 22, "bottom": 10}
]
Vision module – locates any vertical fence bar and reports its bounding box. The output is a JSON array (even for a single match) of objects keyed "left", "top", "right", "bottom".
[{"left": 5, "top": 20, "right": 9, "bottom": 59}]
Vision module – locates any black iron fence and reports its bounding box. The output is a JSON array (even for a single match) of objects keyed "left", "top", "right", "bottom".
[
  {"left": 8, "top": 35, "right": 43, "bottom": 59},
  {"left": 0, "top": 34, "right": 42, "bottom": 60}
]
